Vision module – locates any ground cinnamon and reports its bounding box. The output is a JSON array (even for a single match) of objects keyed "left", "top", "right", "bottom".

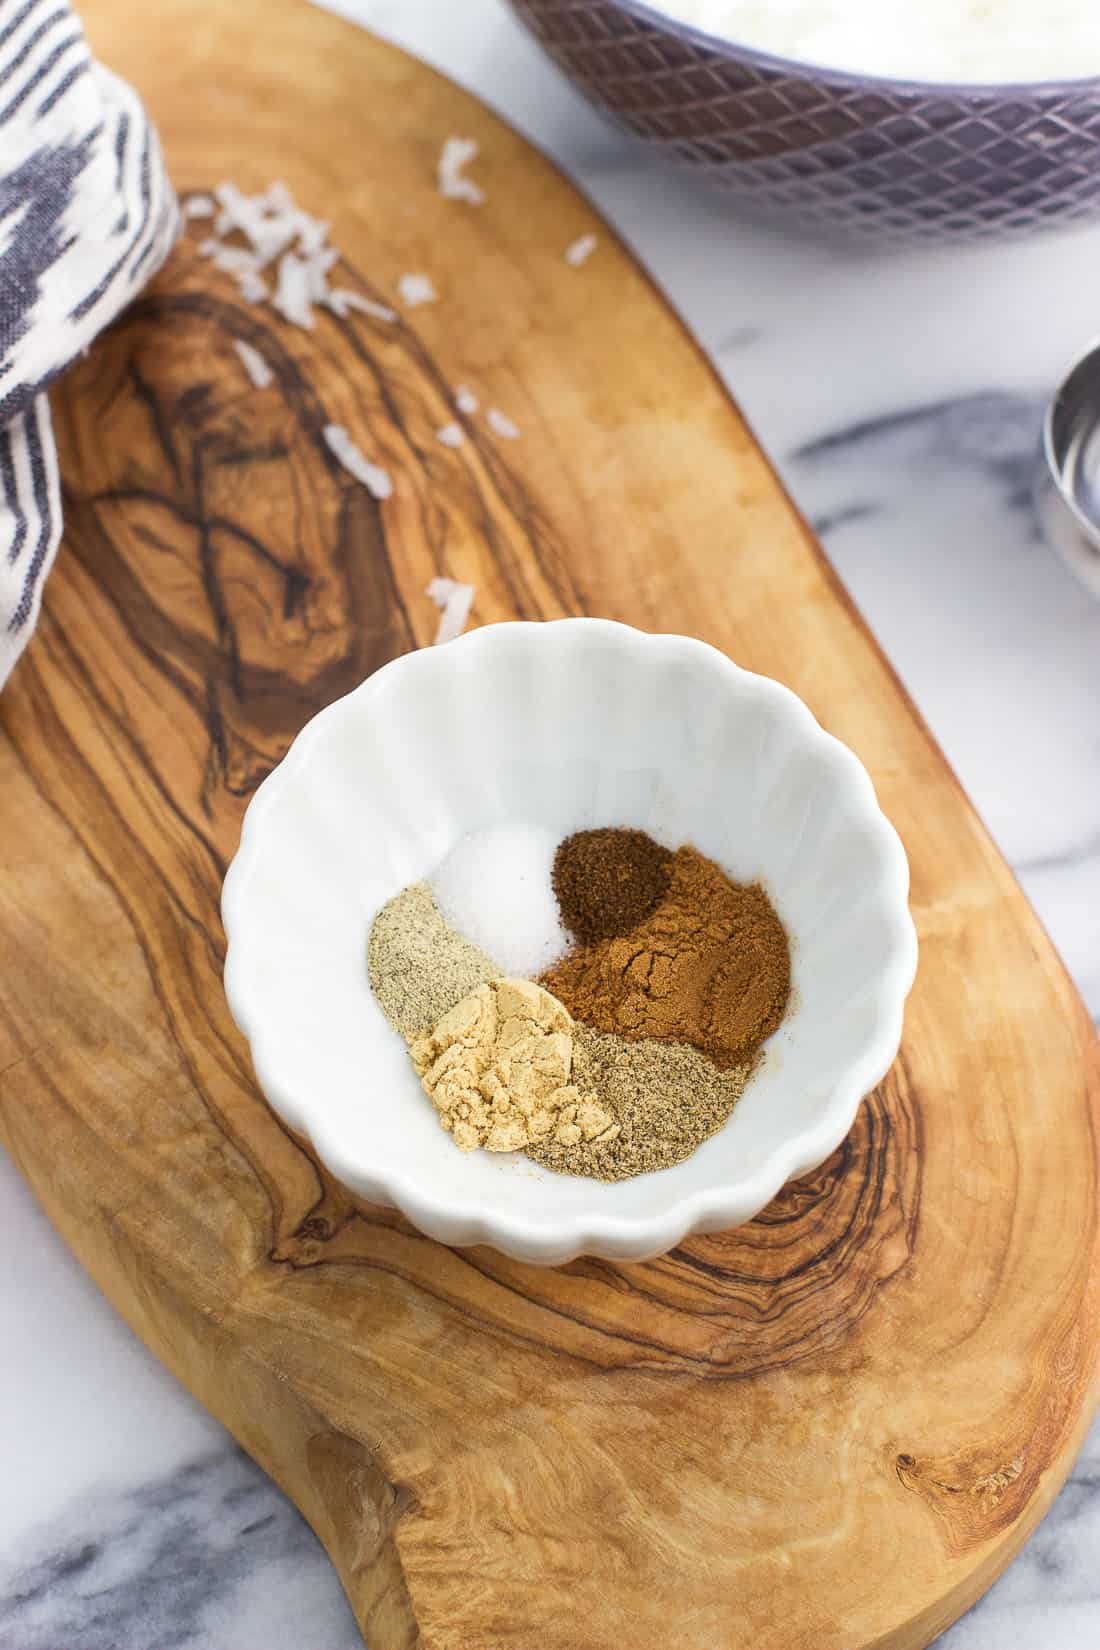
[{"left": 543, "top": 843, "right": 790, "bottom": 1070}]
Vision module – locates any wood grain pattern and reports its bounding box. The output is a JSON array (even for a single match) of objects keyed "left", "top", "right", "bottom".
[{"left": 1, "top": 3, "right": 1098, "bottom": 1647}]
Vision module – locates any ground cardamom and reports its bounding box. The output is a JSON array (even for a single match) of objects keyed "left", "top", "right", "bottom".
[{"left": 526, "top": 1024, "right": 751, "bottom": 1181}]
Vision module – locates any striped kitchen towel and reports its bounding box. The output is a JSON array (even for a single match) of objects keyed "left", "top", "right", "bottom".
[{"left": 0, "top": 0, "right": 177, "bottom": 688}]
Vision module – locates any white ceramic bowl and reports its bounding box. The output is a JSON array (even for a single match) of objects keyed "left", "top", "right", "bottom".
[{"left": 222, "top": 619, "right": 917, "bottom": 1266}]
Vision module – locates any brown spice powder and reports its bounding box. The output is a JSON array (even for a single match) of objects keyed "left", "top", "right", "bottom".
[
  {"left": 542, "top": 844, "right": 790, "bottom": 1070},
  {"left": 552, "top": 827, "right": 672, "bottom": 943}
]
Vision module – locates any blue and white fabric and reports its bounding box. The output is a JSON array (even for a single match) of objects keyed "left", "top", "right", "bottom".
[{"left": 0, "top": 0, "right": 177, "bottom": 686}]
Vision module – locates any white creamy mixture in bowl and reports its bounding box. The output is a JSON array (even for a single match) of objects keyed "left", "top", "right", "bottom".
[
  {"left": 651, "top": 0, "right": 1100, "bottom": 84},
  {"left": 507, "top": 0, "right": 1100, "bottom": 239}
]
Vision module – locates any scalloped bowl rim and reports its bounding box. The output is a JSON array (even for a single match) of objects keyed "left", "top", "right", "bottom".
[
  {"left": 222, "top": 619, "right": 918, "bottom": 1265},
  {"left": 566, "top": 0, "right": 1100, "bottom": 98}
]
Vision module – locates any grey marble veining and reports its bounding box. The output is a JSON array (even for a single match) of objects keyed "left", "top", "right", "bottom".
[
  {"left": 782, "top": 390, "right": 1100, "bottom": 1025},
  {"left": 0, "top": 1448, "right": 361, "bottom": 1650},
  {"left": 2, "top": 0, "right": 1099, "bottom": 1646}
]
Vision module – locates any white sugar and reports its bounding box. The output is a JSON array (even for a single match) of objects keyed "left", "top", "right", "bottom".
[{"left": 432, "top": 823, "right": 571, "bottom": 979}]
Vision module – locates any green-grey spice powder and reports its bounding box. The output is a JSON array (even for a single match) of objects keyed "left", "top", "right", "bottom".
[
  {"left": 525, "top": 1024, "right": 752, "bottom": 1182},
  {"left": 368, "top": 880, "right": 497, "bottom": 1041}
]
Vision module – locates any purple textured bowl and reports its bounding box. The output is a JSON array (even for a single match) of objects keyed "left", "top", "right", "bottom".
[{"left": 507, "top": 0, "right": 1100, "bottom": 241}]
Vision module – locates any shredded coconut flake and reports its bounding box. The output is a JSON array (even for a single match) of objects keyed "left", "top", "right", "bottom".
[
  {"left": 236, "top": 270, "right": 269, "bottom": 303},
  {"left": 398, "top": 273, "right": 437, "bottom": 307},
  {"left": 438, "top": 136, "right": 486, "bottom": 206},
  {"left": 191, "top": 179, "right": 410, "bottom": 338},
  {"left": 213, "top": 182, "right": 295, "bottom": 265},
  {"left": 325, "top": 289, "right": 397, "bottom": 322},
  {"left": 454, "top": 385, "right": 478, "bottom": 415},
  {"left": 265, "top": 180, "right": 294, "bottom": 212},
  {"left": 233, "top": 340, "right": 274, "bottom": 389},
  {"left": 435, "top": 422, "right": 465, "bottom": 449},
  {"left": 565, "top": 233, "right": 598, "bottom": 267},
  {"left": 303, "top": 247, "right": 339, "bottom": 303},
  {"left": 194, "top": 180, "right": 412, "bottom": 334},
  {"left": 272, "top": 250, "right": 315, "bottom": 329},
  {"left": 295, "top": 213, "right": 331, "bottom": 259},
  {"left": 211, "top": 179, "right": 334, "bottom": 268},
  {"left": 324, "top": 424, "right": 392, "bottom": 500},
  {"left": 203, "top": 243, "right": 262, "bottom": 276},
  {"left": 183, "top": 194, "right": 215, "bottom": 219},
  {"left": 426, "top": 576, "right": 476, "bottom": 644},
  {"left": 487, "top": 407, "right": 520, "bottom": 440}
]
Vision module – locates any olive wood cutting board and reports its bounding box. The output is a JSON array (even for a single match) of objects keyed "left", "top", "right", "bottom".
[{"left": 1, "top": 2, "right": 1098, "bottom": 1646}]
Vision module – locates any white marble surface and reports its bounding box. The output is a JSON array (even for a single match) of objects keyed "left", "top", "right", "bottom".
[{"left": 3, "top": 1, "right": 1099, "bottom": 1645}]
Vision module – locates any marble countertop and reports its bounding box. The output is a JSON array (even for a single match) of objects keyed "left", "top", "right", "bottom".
[{"left": 3, "top": 2, "right": 1099, "bottom": 1646}]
